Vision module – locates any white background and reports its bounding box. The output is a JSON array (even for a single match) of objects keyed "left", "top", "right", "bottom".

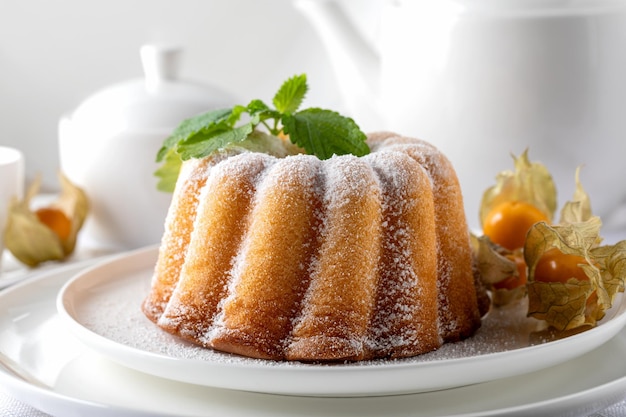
[{"left": 0, "top": 0, "right": 379, "bottom": 191}]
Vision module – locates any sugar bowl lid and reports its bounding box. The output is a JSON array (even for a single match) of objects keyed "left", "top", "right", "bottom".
[{"left": 65, "top": 44, "right": 238, "bottom": 138}]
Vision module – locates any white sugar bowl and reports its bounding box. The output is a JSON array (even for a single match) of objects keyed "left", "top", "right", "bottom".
[{"left": 59, "top": 44, "right": 238, "bottom": 249}]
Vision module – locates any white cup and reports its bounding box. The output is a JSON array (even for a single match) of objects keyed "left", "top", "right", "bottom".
[{"left": 0, "top": 146, "right": 24, "bottom": 270}]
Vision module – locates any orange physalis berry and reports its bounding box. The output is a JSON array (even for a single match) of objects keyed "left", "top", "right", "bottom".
[
  {"left": 483, "top": 201, "right": 549, "bottom": 250},
  {"left": 534, "top": 248, "right": 590, "bottom": 284},
  {"left": 35, "top": 207, "right": 72, "bottom": 241}
]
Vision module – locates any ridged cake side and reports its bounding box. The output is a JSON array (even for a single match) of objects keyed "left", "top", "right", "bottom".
[
  {"left": 368, "top": 132, "right": 483, "bottom": 342},
  {"left": 142, "top": 133, "right": 484, "bottom": 361}
]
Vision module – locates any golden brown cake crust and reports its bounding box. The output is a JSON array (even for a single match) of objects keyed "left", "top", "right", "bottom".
[
  {"left": 142, "top": 133, "right": 486, "bottom": 362},
  {"left": 142, "top": 156, "right": 214, "bottom": 324},
  {"left": 368, "top": 132, "right": 484, "bottom": 342}
]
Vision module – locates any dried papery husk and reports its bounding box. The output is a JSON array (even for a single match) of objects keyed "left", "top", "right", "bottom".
[
  {"left": 53, "top": 173, "right": 89, "bottom": 255},
  {"left": 476, "top": 155, "right": 626, "bottom": 332},
  {"left": 526, "top": 262, "right": 597, "bottom": 331},
  {"left": 492, "top": 283, "right": 527, "bottom": 307},
  {"left": 559, "top": 167, "right": 594, "bottom": 225},
  {"left": 479, "top": 149, "right": 557, "bottom": 228},
  {"left": 525, "top": 220, "right": 604, "bottom": 330},
  {"left": 524, "top": 171, "right": 625, "bottom": 331},
  {"left": 4, "top": 172, "right": 89, "bottom": 267},
  {"left": 474, "top": 149, "right": 556, "bottom": 307},
  {"left": 471, "top": 234, "right": 518, "bottom": 285},
  {"left": 471, "top": 234, "right": 526, "bottom": 306},
  {"left": 590, "top": 241, "right": 626, "bottom": 311}
]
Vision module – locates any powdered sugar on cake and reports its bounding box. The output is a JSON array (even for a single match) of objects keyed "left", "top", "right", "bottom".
[{"left": 142, "top": 132, "right": 487, "bottom": 361}]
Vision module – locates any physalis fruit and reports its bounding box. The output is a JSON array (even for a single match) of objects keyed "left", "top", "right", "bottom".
[
  {"left": 524, "top": 169, "right": 626, "bottom": 331},
  {"left": 475, "top": 152, "right": 626, "bottom": 333},
  {"left": 479, "top": 149, "right": 557, "bottom": 243},
  {"left": 4, "top": 173, "right": 89, "bottom": 267}
]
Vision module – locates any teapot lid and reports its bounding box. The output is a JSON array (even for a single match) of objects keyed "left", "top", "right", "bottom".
[{"left": 67, "top": 44, "right": 237, "bottom": 136}]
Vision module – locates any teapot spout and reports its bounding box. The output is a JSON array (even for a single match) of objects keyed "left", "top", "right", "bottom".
[{"left": 295, "top": 0, "right": 382, "bottom": 130}]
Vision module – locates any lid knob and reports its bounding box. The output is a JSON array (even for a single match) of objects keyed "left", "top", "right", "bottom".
[{"left": 140, "top": 44, "right": 182, "bottom": 91}]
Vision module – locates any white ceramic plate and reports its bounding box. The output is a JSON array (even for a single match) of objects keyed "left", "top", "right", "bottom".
[
  {"left": 56, "top": 246, "right": 626, "bottom": 397},
  {"left": 2, "top": 254, "right": 626, "bottom": 417}
]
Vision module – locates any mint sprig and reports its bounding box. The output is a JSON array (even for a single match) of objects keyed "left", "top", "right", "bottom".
[{"left": 155, "top": 74, "right": 369, "bottom": 192}]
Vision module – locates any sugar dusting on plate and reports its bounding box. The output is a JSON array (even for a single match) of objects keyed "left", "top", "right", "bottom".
[{"left": 73, "top": 267, "right": 553, "bottom": 368}]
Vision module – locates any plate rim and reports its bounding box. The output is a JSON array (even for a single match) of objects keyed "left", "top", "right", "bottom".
[{"left": 56, "top": 246, "right": 626, "bottom": 397}]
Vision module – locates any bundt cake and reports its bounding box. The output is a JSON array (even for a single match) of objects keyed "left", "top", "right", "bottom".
[{"left": 142, "top": 131, "right": 488, "bottom": 362}]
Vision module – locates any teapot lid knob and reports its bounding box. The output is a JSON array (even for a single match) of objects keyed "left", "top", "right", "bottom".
[{"left": 140, "top": 44, "right": 182, "bottom": 91}]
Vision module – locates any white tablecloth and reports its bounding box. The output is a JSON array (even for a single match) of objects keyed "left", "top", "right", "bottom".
[
  {"left": 0, "top": 391, "right": 49, "bottom": 417},
  {"left": 1, "top": 387, "right": 626, "bottom": 417}
]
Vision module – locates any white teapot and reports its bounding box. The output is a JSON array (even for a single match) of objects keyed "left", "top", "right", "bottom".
[
  {"left": 59, "top": 45, "right": 238, "bottom": 249},
  {"left": 297, "top": 0, "right": 626, "bottom": 230}
]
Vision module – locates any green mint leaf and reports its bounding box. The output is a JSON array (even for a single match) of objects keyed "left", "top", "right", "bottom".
[
  {"left": 178, "top": 120, "right": 257, "bottom": 160},
  {"left": 228, "top": 104, "right": 247, "bottom": 124},
  {"left": 246, "top": 99, "right": 271, "bottom": 114},
  {"left": 273, "top": 74, "right": 308, "bottom": 115},
  {"left": 156, "top": 108, "right": 233, "bottom": 162},
  {"left": 246, "top": 99, "right": 282, "bottom": 134},
  {"left": 154, "top": 74, "right": 370, "bottom": 192},
  {"left": 154, "top": 148, "right": 183, "bottom": 193},
  {"left": 282, "top": 108, "right": 369, "bottom": 160}
]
